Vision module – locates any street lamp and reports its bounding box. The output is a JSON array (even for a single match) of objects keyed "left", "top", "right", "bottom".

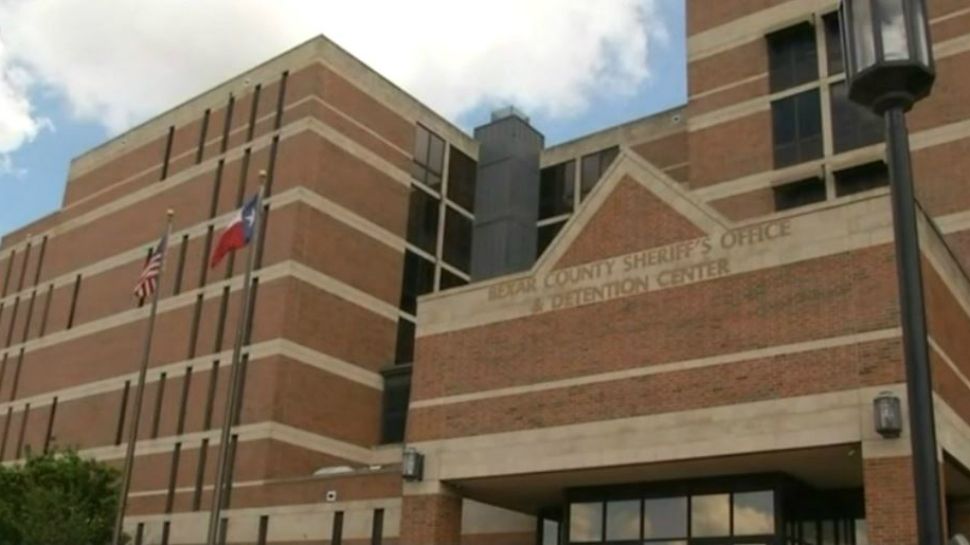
[{"left": 840, "top": 1, "right": 942, "bottom": 544}]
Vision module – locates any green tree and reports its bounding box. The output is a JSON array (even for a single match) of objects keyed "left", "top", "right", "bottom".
[{"left": 0, "top": 449, "right": 121, "bottom": 545}]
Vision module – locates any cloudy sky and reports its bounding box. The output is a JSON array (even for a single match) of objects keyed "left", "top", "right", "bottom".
[{"left": 0, "top": 0, "right": 686, "bottom": 236}]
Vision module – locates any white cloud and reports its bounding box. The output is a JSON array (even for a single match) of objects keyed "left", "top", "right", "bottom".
[
  {"left": 0, "top": 34, "right": 50, "bottom": 176},
  {"left": 0, "top": 0, "right": 665, "bottom": 138}
]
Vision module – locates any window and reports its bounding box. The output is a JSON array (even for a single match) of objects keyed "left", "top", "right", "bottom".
[
  {"left": 824, "top": 13, "right": 845, "bottom": 75},
  {"left": 439, "top": 269, "right": 468, "bottom": 290},
  {"left": 830, "top": 82, "right": 884, "bottom": 153},
  {"left": 371, "top": 508, "right": 384, "bottom": 545},
  {"left": 332, "top": 512, "right": 345, "bottom": 545},
  {"left": 442, "top": 208, "right": 472, "bottom": 273},
  {"left": 643, "top": 497, "right": 687, "bottom": 540},
  {"left": 834, "top": 161, "right": 889, "bottom": 196},
  {"left": 569, "top": 502, "right": 603, "bottom": 542},
  {"left": 772, "top": 90, "right": 823, "bottom": 168},
  {"left": 412, "top": 125, "right": 445, "bottom": 190},
  {"left": 541, "top": 519, "right": 560, "bottom": 545},
  {"left": 774, "top": 177, "right": 826, "bottom": 211},
  {"left": 691, "top": 494, "right": 730, "bottom": 537},
  {"left": 394, "top": 319, "right": 416, "bottom": 364},
  {"left": 767, "top": 23, "right": 818, "bottom": 92},
  {"left": 580, "top": 147, "right": 619, "bottom": 199},
  {"left": 398, "top": 251, "right": 435, "bottom": 315},
  {"left": 406, "top": 187, "right": 440, "bottom": 254},
  {"left": 380, "top": 365, "right": 411, "bottom": 443},
  {"left": 605, "top": 500, "right": 640, "bottom": 541},
  {"left": 537, "top": 221, "right": 566, "bottom": 257},
  {"left": 447, "top": 147, "right": 477, "bottom": 211},
  {"left": 733, "top": 491, "right": 775, "bottom": 536},
  {"left": 540, "top": 161, "right": 576, "bottom": 219}
]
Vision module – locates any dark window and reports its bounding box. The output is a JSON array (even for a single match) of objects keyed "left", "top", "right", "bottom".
[
  {"left": 134, "top": 523, "right": 145, "bottom": 545},
  {"left": 38, "top": 284, "right": 53, "bottom": 337},
  {"left": 274, "top": 71, "right": 289, "bottom": 130},
  {"left": 8, "top": 349, "right": 22, "bottom": 401},
  {"left": 1, "top": 250, "right": 14, "bottom": 297},
  {"left": 6, "top": 296, "right": 20, "bottom": 344},
  {"left": 446, "top": 147, "right": 477, "bottom": 211},
  {"left": 161, "top": 522, "right": 171, "bottom": 545},
  {"left": 580, "top": 147, "right": 619, "bottom": 200},
  {"left": 332, "top": 511, "right": 345, "bottom": 545},
  {"left": 406, "top": 187, "right": 440, "bottom": 254},
  {"left": 176, "top": 366, "right": 193, "bottom": 435},
  {"left": 439, "top": 269, "right": 468, "bottom": 290},
  {"left": 380, "top": 365, "right": 412, "bottom": 444},
  {"left": 537, "top": 221, "right": 567, "bottom": 257},
  {"left": 203, "top": 361, "right": 220, "bottom": 430},
  {"left": 835, "top": 161, "right": 889, "bottom": 197},
  {"left": 0, "top": 353, "right": 6, "bottom": 397},
  {"left": 0, "top": 407, "right": 10, "bottom": 460},
  {"left": 247, "top": 84, "right": 261, "bottom": 142},
  {"left": 15, "top": 402, "right": 29, "bottom": 458},
  {"left": 196, "top": 109, "right": 210, "bottom": 164},
  {"left": 31, "top": 236, "right": 47, "bottom": 287},
  {"left": 173, "top": 235, "right": 189, "bottom": 295},
  {"left": 43, "top": 396, "right": 57, "bottom": 453},
  {"left": 221, "top": 95, "right": 235, "bottom": 153},
  {"left": 540, "top": 161, "right": 576, "bottom": 219},
  {"left": 772, "top": 90, "right": 823, "bottom": 168},
  {"left": 165, "top": 443, "right": 181, "bottom": 513},
  {"left": 15, "top": 242, "right": 30, "bottom": 292},
  {"left": 442, "top": 208, "right": 472, "bottom": 273},
  {"left": 371, "top": 508, "right": 384, "bottom": 545},
  {"left": 115, "top": 380, "right": 130, "bottom": 445},
  {"left": 767, "top": 23, "right": 818, "bottom": 92},
  {"left": 187, "top": 295, "right": 203, "bottom": 359},
  {"left": 257, "top": 515, "right": 270, "bottom": 545},
  {"left": 773, "top": 177, "right": 826, "bottom": 211},
  {"left": 412, "top": 125, "right": 445, "bottom": 190},
  {"left": 824, "top": 12, "right": 844, "bottom": 75},
  {"left": 151, "top": 372, "right": 167, "bottom": 439},
  {"left": 830, "top": 82, "right": 884, "bottom": 153},
  {"left": 193, "top": 438, "right": 209, "bottom": 510},
  {"left": 394, "top": 319, "right": 416, "bottom": 364},
  {"left": 160, "top": 126, "right": 175, "bottom": 180},
  {"left": 398, "top": 251, "right": 435, "bottom": 315}
]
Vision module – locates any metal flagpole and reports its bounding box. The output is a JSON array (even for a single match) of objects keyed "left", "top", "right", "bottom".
[
  {"left": 112, "top": 209, "right": 175, "bottom": 545},
  {"left": 205, "top": 171, "right": 267, "bottom": 545}
]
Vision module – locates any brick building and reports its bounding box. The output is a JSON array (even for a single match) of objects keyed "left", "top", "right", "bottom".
[{"left": 2, "top": 1, "right": 970, "bottom": 544}]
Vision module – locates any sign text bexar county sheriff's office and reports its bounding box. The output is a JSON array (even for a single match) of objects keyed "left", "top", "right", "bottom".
[{"left": 487, "top": 219, "right": 792, "bottom": 312}]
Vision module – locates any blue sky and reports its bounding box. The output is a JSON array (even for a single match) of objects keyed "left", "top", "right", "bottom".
[{"left": 0, "top": 0, "right": 685, "bottom": 238}]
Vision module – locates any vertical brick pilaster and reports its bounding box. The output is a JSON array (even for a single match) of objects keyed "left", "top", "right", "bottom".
[
  {"left": 864, "top": 456, "right": 919, "bottom": 545},
  {"left": 400, "top": 491, "right": 462, "bottom": 545}
]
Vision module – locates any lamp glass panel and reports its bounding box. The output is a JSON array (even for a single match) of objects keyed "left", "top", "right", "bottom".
[
  {"left": 877, "top": 0, "right": 909, "bottom": 61},
  {"left": 911, "top": 1, "right": 931, "bottom": 65},
  {"left": 851, "top": 0, "right": 877, "bottom": 71}
]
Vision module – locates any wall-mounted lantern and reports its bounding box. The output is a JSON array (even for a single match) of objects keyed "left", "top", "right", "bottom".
[
  {"left": 402, "top": 447, "right": 425, "bottom": 482},
  {"left": 874, "top": 391, "right": 903, "bottom": 438}
]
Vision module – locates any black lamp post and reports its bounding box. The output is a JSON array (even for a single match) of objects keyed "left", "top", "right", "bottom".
[{"left": 840, "top": 1, "right": 942, "bottom": 544}]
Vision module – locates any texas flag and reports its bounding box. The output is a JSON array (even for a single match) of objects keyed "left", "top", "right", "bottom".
[{"left": 210, "top": 194, "right": 259, "bottom": 268}]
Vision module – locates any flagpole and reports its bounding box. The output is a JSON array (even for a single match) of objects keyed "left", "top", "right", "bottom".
[
  {"left": 205, "top": 171, "right": 267, "bottom": 545},
  {"left": 112, "top": 209, "right": 175, "bottom": 545}
]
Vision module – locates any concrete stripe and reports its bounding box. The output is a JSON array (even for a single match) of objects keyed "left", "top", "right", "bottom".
[
  {"left": 690, "top": 73, "right": 767, "bottom": 102},
  {"left": 127, "top": 479, "right": 266, "bottom": 499},
  {"left": 412, "top": 384, "right": 909, "bottom": 482},
  {"left": 0, "top": 338, "right": 383, "bottom": 418},
  {"left": 695, "top": 117, "right": 970, "bottom": 202},
  {"left": 1, "top": 259, "right": 397, "bottom": 375},
  {"left": 411, "top": 328, "right": 900, "bottom": 408},
  {"left": 687, "top": 33, "right": 970, "bottom": 137},
  {"left": 125, "top": 497, "right": 403, "bottom": 543},
  {"left": 2, "top": 111, "right": 412, "bottom": 264},
  {"left": 0, "top": 186, "right": 406, "bottom": 312},
  {"left": 929, "top": 338, "right": 970, "bottom": 396}
]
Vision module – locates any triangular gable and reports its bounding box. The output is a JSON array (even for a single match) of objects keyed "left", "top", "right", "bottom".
[{"left": 538, "top": 149, "right": 729, "bottom": 272}]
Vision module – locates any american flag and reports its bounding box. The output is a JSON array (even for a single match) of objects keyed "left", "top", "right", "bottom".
[{"left": 134, "top": 233, "right": 168, "bottom": 299}]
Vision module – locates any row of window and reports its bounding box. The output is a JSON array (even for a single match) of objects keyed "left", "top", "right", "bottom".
[
  {"left": 568, "top": 491, "right": 775, "bottom": 543},
  {"left": 132, "top": 508, "right": 385, "bottom": 545},
  {"left": 768, "top": 17, "right": 885, "bottom": 170},
  {"left": 773, "top": 161, "right": 889, "bottom": 212}
]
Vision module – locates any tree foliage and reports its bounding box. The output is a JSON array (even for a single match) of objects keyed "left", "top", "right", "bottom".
[{"left": 0, "top": 449, "right": 120, "bottom": 545}]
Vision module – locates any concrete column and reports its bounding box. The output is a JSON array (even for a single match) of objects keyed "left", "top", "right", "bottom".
[{"left": 400, "top": 486, "right": 463, "bottom": 545}]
